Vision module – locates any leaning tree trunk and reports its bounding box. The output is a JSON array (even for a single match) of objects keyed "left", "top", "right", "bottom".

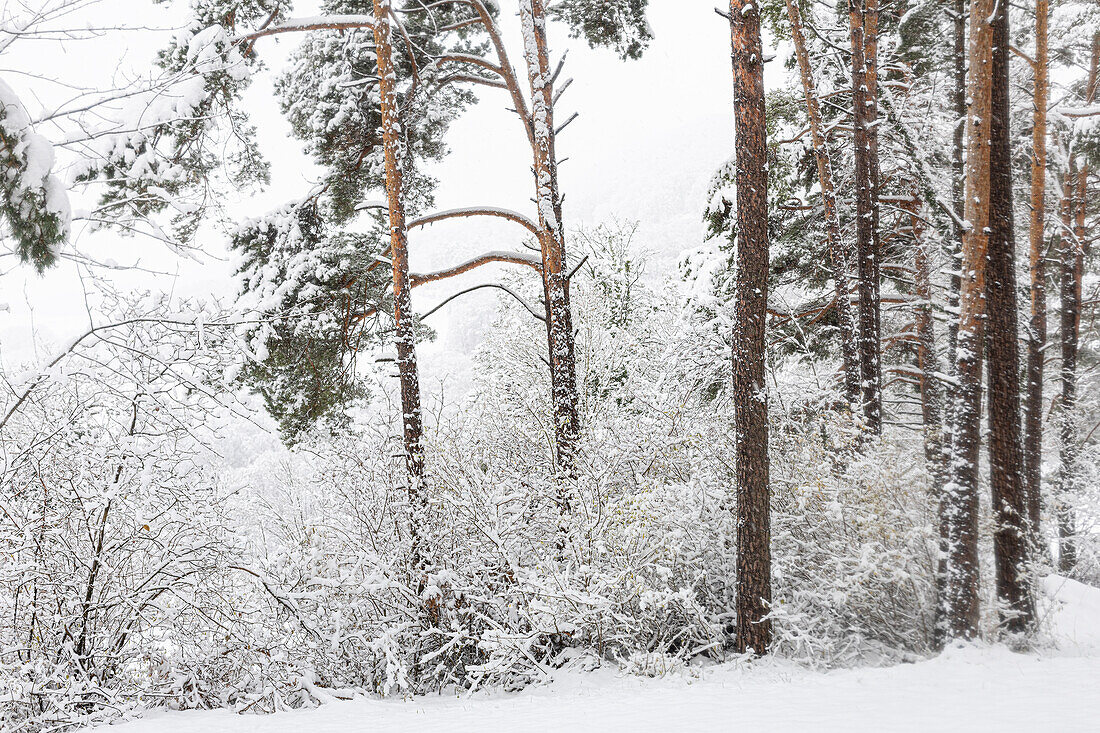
[
  {"left": 729, "top": 0, "right": 772, "bottom": 657},
  {"left": 785, "top": 0, "right": 861, "bottom": 408},
  {"left": 372, "top": 0, "right": 430, "bottom": 579},
  {"left": 519, "top": 0, "right": 580, "bottom": 478},
  {"left": 849, "top": 0, "right": 883, "bottom": 433},
  {"left": 987, "top": 0, "right": 1033, "bottom": 632},
  {"left": 943, "top": 0, "right": 996, "bottom": 641},
  {"left": 1024, "top": 0, "right": 1049, "bottom": 542}
]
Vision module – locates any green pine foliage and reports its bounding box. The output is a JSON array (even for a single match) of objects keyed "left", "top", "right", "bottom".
[
  {"left": 233, "top": 202, "right": 389, "bottom": 442},
  {"left": 549, "top": 0, "right": 652, "bottom": 60},
  {"left": 0, "top": 81, "right": 70, "bottom": 272}
]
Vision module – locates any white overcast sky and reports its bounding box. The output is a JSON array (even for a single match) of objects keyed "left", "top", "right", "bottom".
[{"left": 1, "top": 0, "right": 786, "bottom": 392}]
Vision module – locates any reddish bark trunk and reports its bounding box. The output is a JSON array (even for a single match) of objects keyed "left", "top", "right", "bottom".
[
  {"left": 729, "top": 0, "right": 772, "bottom": 657},
  {"left": 1024, "top": 0, "right": 1049, "bottom": 542},
  {"left": 372, "top": 0, "right": 429, "bottom": 575},
  {"left": 849, "top": 0, "right": 883, "bottom": 433},
  {"left": 943, "top": 0, "right": 996, "bottom": 641}
]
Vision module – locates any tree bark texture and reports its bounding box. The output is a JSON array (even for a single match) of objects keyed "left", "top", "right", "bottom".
[
  {"left": 1024, "top": 0, "right": 1049, "bottom": 540},
  {"left": 986, "top": 0, "right": 1033, "bottom": 632},
  {"left": 729, "top": 0, "right": 772, "bottom": 657},
  {"left": 849, "top": 0, "right": 883, "bottom": 433},
  {"left": 906, "top": 191, "right": 947, "bottom": 493},
  {"left": 519, "top": 0, "right": 580, "bottom": 478},
  {"left": 943, "top": 0, "right": 996, "bottom": 641},
  {"left": 372, "top": 0, "right": 429, "bottom": 577},
  {"left": 1057, "top": 167, "right": 1081, "bottom": 575},
  {"left": 937, "top": 0, "right": 968, "bottom": 646}
]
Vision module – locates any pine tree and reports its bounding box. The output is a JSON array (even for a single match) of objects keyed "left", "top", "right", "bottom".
[
  {"left": 784, "top": 0, "right": 860, "bottom": 409},
  {"left": 849, "top": 0, "right": 883, "bottom": 433},
  {"left": 943, "top": 0, "right": 997, "bottom": 641},
  {"left": 986, "top": 0, "right": 1032, "bottom": 633},
  {"left": 1055, "top": 27, "right": 1098, "bottom": 576},
  {"left": 729, "top": 0, "right": 772, "bottom": 657},
  {"left": 1024, "top": 0, "right": 1050, "bottom": 544},
  {"left": 373, "top": 0, "right": 427, "bottom": 491}
]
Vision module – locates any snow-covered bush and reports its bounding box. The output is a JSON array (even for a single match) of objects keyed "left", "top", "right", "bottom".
[
  {"left": 217, "top": 224, "right": 941, "bottom": 703},
  {"left": 0, "top": 295, "right": 256, "bottom": 730}
]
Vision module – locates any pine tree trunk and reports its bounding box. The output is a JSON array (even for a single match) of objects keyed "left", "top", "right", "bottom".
[
  {"left": 849, "top": 0, "right": 883, "bottom": 433},
  {"left": 986, "top": 0, "right": 1033, "bottom": 632},
  {"left": 1024, "top": 0, "right": 1049, "bottom": 542},
  {"left": 519, "top": 0, "right": 580, "bottom": 477},
  {"left": 1057, "top": 168, "right": 1081, "bottom": 574},
  {"left": 946, "top": 0, "right": 967, "bottom": 370},
  {"left": 864, "top": 0, "right": 883, "bottom": 413},
  {"left": 372, "top": 0, "right": 429, "bottom": 570},
  {"left": 729, "top": 0, "right": 772, "bottom": 656},
  {"left": 785, "top": 0, "right": 861, "bottom": 408},
  {"left": 1056, "top": 32, "right": 1097, "bottom": 575},
  {"left": 943, "top": 0, "right": 996, "bottom": 641},
  {"left": 907, "top": 191, "right": 946, "bottom": 492},
  {"left": 937, "top": 0, "right": 968, "bottom": 646}
]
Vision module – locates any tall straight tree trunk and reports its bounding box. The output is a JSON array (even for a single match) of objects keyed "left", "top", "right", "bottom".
[
  {"left": 1056, "top": 32, "right": 1098, "bottom": 575},
  {"left": 372, "top": 0, "right": 429, "bottom": 571},
  {"left": 785, "top": 0, "right": 861, "bottom": 408},
  {"left": 906, "top": 190, "right": 946, "bottom": 492},
  {"left": 986, "top": 0, "right": 1033, "bottom": 632},
  {"left": 849, "top": 0, "right": 883, "bottom": 433},
  {"left": 947, "top": 0, "right": 967, "bottom": 369},
  {"left": 937, "top": 0, "right": 968, "bottom": 646},
  {"left": 518, "top": 0, "right": 580, "bottom": 477},
  {"left": 1024, "top": 0, "right": 1049, "bottom": 541},
  {"left": 729, "top": 0, "right": 772, "bottom": 656},
  {"left": 1057, "top": 166, "right": 1081, "bottom": 574},
  {"left": 864, "top": 0, "right": 883, "bottom": 410},
  {"left": 943, "top": 0, "right": 996, "bottom": 641}
]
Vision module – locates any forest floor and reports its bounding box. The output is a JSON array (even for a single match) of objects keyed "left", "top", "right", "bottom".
[{"left": 93, "top": 576, "right": 1100, "bottom": 733}]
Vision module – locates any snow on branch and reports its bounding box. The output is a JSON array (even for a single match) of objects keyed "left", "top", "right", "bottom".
[
  {"left": 0, "top": 79, "right": 71, "bottom": 271},
  {"left": 234, "top": 15, "right": 377, "bottom": 44},
  {"left": 407, "top": 207, "right": 541, "bottom": 236}
]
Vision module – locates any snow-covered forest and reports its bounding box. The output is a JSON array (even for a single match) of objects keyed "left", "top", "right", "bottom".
[{"left": 1, "top": 0, "right": 1099, "bottom": 730}]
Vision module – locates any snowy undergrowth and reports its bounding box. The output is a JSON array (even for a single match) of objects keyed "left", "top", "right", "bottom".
[
  {"left": 0, "top": 236, "right": 1088, "bottom": 730},
  {"left": 85, "top": 577, "right": 1100, "bottom": 732}
]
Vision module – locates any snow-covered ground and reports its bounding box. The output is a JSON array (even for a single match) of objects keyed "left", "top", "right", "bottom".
[{"left": 92, "top": 576, "right": 1100, "bottom": 733}]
